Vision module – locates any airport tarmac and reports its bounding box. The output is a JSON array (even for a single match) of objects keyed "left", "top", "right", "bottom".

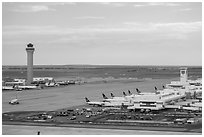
[
  {"left": 2, "top": 125, "right": 201, "bottom": 135},
  {"left": 2, "top": 78, "right": 173, "bottom": 113}
]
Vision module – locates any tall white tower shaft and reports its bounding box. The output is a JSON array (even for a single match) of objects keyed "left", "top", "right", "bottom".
[
  {"left": 26, "top": 43, "right": 35, "bottom": 85},
  {"left": 180, "top": 68, "right": 188, "bottom": 85}
]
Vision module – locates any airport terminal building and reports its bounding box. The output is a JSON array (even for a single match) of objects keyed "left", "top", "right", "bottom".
[
  {"left": 127, "top": 68, "right": 202, "bottom": 111},
  {"left": 127, "top": 88, "right": 186, "bottom": 110}
]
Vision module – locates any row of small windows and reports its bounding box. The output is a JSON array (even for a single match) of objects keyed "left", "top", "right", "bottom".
[{"left": 140, "top": 104, "right": 156, "bottom": 107}]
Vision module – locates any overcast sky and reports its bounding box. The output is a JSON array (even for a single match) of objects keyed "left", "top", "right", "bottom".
[{"left": 2, "top": 2, "right": 202, "bottom": 66}]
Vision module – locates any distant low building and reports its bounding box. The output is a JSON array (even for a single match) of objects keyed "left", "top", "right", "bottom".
[
  {"left": 33, "top": 77, "right": 54, "bottom": 83},
  {"left": 4, "top": 78, "right": 26, "bottom": 86}
]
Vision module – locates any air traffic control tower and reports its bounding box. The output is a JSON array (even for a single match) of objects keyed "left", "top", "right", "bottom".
[
  {"left": 180, "top": 67, "right": 188, "bottom": 85},
  {"left": 26, "top": 43, "right": 35, "bottom": 85}
]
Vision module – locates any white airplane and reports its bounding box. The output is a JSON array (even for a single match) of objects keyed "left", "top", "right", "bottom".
[
  {"left": 2, "top": 86, "right": 14, "bottom": 90},
  {"left": 17, "top": 85, "right": 38, "bottom": 90},
  {"left": 182, "top": 106, "right": 201, "bottom": 111},
  {"left": 56, "top": 81, "right": 69, "bottom": 85},
  {"left": 85, "top": 97, "right": 105, "bottom": 107},
  {"left": 85, "top": 97, "right": 133, "bottom": 107},
  {"left": 124, "top": 88, "right": 142, "bottom": 98},
  {"left": 45, "top": 82, "right": 58, "bottom": 87},
  {"left": 190, "top": 102, "right": 202, "bottom": 108},
  {"left": 102, "top": 102, "right": 123, "bottom": 107},
  {"left": 103, "top": 99, "right": 133, "bottom": 107},
  {"left": 102, "top": 93, "right": 126, "bottom": 102},
  {"left": 102, "top": 93, "right": 134, "bottom": 106},
  {"left": 9, "top": 98, "right": 19, "bottom": 105}
]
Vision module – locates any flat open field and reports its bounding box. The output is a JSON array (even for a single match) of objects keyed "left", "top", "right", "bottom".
[{"left": 2, "top": 65, "right": 202, "bottom": 80}]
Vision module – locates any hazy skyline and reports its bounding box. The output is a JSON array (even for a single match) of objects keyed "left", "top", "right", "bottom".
[{"left": 2, "top": 2, "right": 202, "bottom": 66}]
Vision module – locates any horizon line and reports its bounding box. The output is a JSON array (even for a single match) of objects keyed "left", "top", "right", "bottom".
[{"left": 2, "top": 64, "right": 202, "bottom": 67}]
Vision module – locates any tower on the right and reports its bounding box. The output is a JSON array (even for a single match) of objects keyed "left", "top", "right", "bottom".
[{"left": 180, "top": 67, "right": 188, "bottom": 85}]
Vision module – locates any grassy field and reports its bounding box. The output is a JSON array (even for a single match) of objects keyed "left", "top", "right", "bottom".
[{"left": 2, "top": 65, "right": 202, "bottom": 80}]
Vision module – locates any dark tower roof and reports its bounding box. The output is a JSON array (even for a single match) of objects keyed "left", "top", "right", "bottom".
[{"left": 27, "top": 43, "right": 33, "bottom": 48}]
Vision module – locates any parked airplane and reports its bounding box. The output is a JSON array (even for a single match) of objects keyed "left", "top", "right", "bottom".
[
  {"left": 155, "top": 86, "right": 160, "bottom": 94},
  {"left": 155, "top": 86, "right": 158, "bottom": 91},
  {"left": 123, "top": 91, "right": 127, "bottom": 96},
  {"left": 85, "top": 97, "right": 122, "bottom": 107},
  {"left": 102, "top": 93, "right": 134, "bottom": 107},
  {"left": 110, "top": 93, "right": 115, "bottom": 98},
  {"left": 102, "top": 102, "right": 123, "bottom": 107},
  {"left": 103, "top": 93, "right": 126, "bottom": 102},
  {"left": 2, "top": 86, "right": 14, "bottom": 90},
  {"left": 45, "top": 82, "right": 58, "bottom": 87},
  {"left": 182, "top": 106, "right": 201, "bottom": 112},
  {"left": 136, "top": 88, "right": 141, "bottom": 94},
  {"left": 128, "top": 90, "right": 132, "bottom": 95},
  {"left": 103, "top": 99, "right": 133, "bottom": 107},
  {"left": 102, "top": 93, "right": 108, "bottom": 99},
  {"left": 9, "top": 98, "right": 19, "bottom": 105},
  {"left": 85, "top": 97, "right": 105, "bottom": 107},
  {"left": 110, "top": 93, "right": 129, "bottom": 100},
  {"left": 124, "top": 89, "right": 141, "bottom": 97},
  {"left": 17, "top": 85, "right": 38, "bottom": 90}
]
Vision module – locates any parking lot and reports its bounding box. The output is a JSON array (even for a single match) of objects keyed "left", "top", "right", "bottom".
[{"left": 3, "top": 103, "right": 202, "bottom": 131}]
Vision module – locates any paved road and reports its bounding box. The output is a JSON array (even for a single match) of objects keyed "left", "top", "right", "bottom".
[{"left": 2, "top": 125, "right": 201, "bottom": 135}]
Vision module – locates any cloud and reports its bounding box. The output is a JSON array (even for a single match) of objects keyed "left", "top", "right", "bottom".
[
  {"left": 75, "top": 16, "right": 105, "bottom": 20},
  {"left": 153, "top": 22, "right": 201, "bottom": 33},
  {"left": 133, "top": 2, "right": 180, "bottom": 8},
  {"left": 98, "top": 2, "right": 126, "bottom": 7},
  {"left": 43, "top": 2, "right": 77, "bottom": 6},
  {"left": 3, "top": 21, "right": 201, "bottom": 37},
  {"left": 123, "top": 21, "right": 201, "bottom": 33},
  {"left": 148, "top": 2, "right": 180, "bottom": 6},
  {"left": 2, "top": 22, "right": 202, "bottom": 58},
  {"left": 12, "top": 5, "right": 56, "bottom": 12},
  {"left": 8, "top": 2, "right": 77, "bottom": 13},
  {"left": 133, "top": 4, "right": 146, "bottom": 7},
  {"left": 179, "top": 8, "right": 192, "bottom": 11}
]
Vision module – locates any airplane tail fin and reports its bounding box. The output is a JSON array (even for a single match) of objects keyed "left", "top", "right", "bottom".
[
  {"left": 155, "top": 87, "right": 159, "bottom": 94},
  {"left": 136, "top": 88, "right": 141, "bottom": 94},
  {"left": 123, "top": 91, "right": 127, "bottom": 96},
  {"left": 102, "top": 93, "right": 108, "bottom": 99},
  {"left": 162, "top": 85, "right": 165, "bottom": 89},
  {"left": 110, "top": 93, "right": 114, "bottom": 98},
  {"left": 128, "top": 90, "right": 132, "bottom": 95},
  {"left": 85, "top": 97, "right": 90, "bottom": 102}
]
